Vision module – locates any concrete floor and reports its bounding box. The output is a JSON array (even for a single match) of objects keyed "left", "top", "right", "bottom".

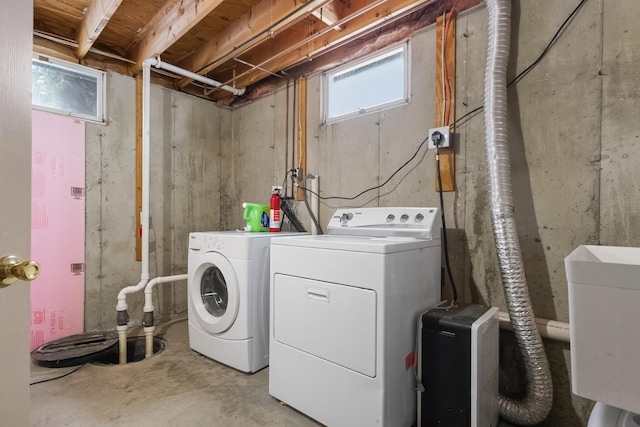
[
  {"left": 30, "top": 318, "right": 518, "bottom": 427},
  {"left": 30, "top": 319, "right": 319, "bottom": 427}
]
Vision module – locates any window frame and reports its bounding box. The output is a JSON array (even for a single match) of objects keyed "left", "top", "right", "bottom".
[
  {"left": 322, "top": 41, "right": 411, "bottom": 124},
  {"left": 32, "top": 56, "right": 106, "bottom": 124}
]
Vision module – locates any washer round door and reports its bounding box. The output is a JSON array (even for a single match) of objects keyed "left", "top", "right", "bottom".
[{"left": 190, "top": 252, "right": 240, "bottom": 334}]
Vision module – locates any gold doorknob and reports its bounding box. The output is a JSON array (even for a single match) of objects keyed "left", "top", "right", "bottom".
[{"left": 0, "top": 255, "right": 40, "bottom": 287}]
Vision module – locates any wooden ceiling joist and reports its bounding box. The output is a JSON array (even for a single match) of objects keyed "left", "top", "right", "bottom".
[
  {"left": 176, "top": 0, "right": 334, "bottom": 89},
  {"left": 210, "top": 0, "right": 437, "bottom": 93},
  {"left": 36, "top": 0, "right": 87, "bottom": 21},
  {"left": 76, "top": 0, "right": 125, "bottom": 59},
  {"left": 132, "top": 0, "right": 227, "bottom": 74},
  {"left": 34, "top": 36, "right": 79, "bottom": 63},
  {"left": 312, "top": 2, "right": 345, "bottom": 30}
]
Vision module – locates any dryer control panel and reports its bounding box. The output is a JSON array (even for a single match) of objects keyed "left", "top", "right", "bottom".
[{"left": 327, "top": 207, "right": 440, "bottom": 239}]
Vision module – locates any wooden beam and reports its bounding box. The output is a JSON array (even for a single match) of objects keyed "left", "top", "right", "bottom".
[
  {"left": 34, "top": 36, "right": 78, "bottom": 63},
  {"left": 135, "top": 76, "right": 143, "bottom": 261},
  {"left": 295, "top": 77, "right": 307, "bottom": 201},
  {"left": 76, "top": 0, "right": 125, "bottom": 59},
  {"left": 434, "top": 11, "right": 455, "bottom": 192},
  {"left": 132, "top": 0, "right": 227, "bottom": 74},
  {"left": 206, "top": 0, "right": 440, "bottom": 93},
  {"left": 312, "top": 2, "right": 345, "bottom": 30},
  {"left": 176, "top": 0, "right": 334, "bottom": 89},
  {"left": 36, "top": 0, "right": 86, "bottom": 21}
]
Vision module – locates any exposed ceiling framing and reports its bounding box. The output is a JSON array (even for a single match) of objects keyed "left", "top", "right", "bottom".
[{"left": 33, "top": 0, "right": 482, "bottom": 104}]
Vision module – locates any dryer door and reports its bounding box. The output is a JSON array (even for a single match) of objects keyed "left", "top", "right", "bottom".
[{"left": 190, "top": 252, "right": 240, "bottom": 334}]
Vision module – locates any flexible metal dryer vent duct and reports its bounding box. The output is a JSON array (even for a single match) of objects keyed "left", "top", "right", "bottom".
[{"left": 483, "top": 0, "right": 553, "bottom": 424}]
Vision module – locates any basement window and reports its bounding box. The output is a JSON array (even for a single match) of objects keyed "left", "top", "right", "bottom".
[
  {"left": 32, "top": 57, "right": 105, "bottom": 123},
  {"left": 323, "top": 42, "right": 410, "bottom": 123}
]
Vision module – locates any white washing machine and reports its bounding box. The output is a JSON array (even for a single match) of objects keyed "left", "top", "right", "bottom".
[
  {"left": 188, "top": 231, "right": 300, "bottom": 373},
  {"left": 269, "top": 207, "right": 442, "bottom": 427}
]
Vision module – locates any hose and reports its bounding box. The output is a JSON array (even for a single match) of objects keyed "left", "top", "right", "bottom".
[
  {"left": 280, "top": 198, "right": 307, "bottom": 232},
  {"left": 483, "top": 0, "right": 553, "bottom": 424}
]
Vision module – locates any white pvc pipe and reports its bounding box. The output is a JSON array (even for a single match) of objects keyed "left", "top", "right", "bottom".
[
  {"left": 116, "top": 279, "right": 148, "bottom": 312},
  {"left": 117, "top": 328, "right": 127, "bottom": 365},
  {"left": 155, "top": 57, "right": 245, "bottom": 96},
  {"left": 311, "top": 176, "right": 319, "bottom": 235},
  {"left": 119, "top": 56, "right": 157, "bottom": 308},
  {"left": 115, "top": 58, "right": 157, "bottom": 364},
  {"left": 116, "top": 57, "right": 241, "bottom": 313},
  {"left": 499, "top": 311, "right": 570, "bottom": 343},
  {"left": 144, "top": 327, "right": 154, "bottom": 359},
  {"left": 143, "top": 274, "right": 188, "bottom": 313},
  {"left": 143, "top": 274, "right": 188, "bottom": 358},
  {"left": 116, "top": 56, "right": 243, "bottom": 364},
  {"left": 141, "top": 57, "right": 154, "bottom": 286}
]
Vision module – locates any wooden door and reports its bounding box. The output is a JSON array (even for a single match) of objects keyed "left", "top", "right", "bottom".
[{"left": 0, "top": 0, "right": 34, "bottom": 424}]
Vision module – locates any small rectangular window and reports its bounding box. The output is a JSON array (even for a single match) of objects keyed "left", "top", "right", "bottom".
[
  {"left": 324, "top": 42, "right": 410, "bottom": 123},
  {"left": 32, "top": 57, "right": 105, "bottom": 123}
]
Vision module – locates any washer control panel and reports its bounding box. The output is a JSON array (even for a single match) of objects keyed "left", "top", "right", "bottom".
[{"left": 327, "top": 207, "right": 440, "bottom": 239}]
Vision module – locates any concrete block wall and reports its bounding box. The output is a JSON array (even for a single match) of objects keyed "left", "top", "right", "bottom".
[{"left": 85, "top": 72, "right": 228, "bottom": 331}]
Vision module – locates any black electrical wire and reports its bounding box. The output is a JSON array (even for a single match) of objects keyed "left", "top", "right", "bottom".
[
  {"left": 450, "top": 105, "right": 484, "bottom": 128},
  {"left": 435, "top": 146, "right": 458, "bottom": 303},
  {"left": 281, "top": 168, "right": 293, "bottom": 197},
  {"left": 299, "top": 135, "right": 430, "bottom": 201},
  {"left": 30, "top": 364, "right": 87, "bottom": 385},
  {"left": 451, "top": 0, "right": 590, "bottom": 128},
  {"left": 508, "top": 0, "right": 589, "bottom": 87}
]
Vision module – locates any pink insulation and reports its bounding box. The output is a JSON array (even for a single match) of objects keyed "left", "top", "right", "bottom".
[{"left": 30, "top": 111, "right": 85, "bottom": 350}]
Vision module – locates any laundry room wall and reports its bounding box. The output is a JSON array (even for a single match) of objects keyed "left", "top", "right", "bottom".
[
  {"left": 224, "top": 0, "right": 640, "bottom": 425},
  {"left": 220, "top": 88, "right": 291, "bottom": 231},
  {"left": 84, "top": 72, "right": 229, "bottom": 331}
]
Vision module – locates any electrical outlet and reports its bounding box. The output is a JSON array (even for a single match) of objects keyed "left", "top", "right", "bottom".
[{"left": 428, "top": 127, "right": 451, "bottom": 149}]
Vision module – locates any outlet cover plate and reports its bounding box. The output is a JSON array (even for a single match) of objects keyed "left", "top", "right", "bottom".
[{"left": 428, "top": 126, "right": 451, "bottom": 149}]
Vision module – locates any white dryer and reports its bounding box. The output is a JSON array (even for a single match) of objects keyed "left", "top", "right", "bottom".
[
  {"left": 188, "top": 231, "right": 300, "bottom": 373},
  {"left": 269, "top": 207, "right": 442, "bottom": 427}
]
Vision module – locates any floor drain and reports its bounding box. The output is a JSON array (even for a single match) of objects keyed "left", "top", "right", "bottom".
[{"left": 95, "top": 336, "right": 165, "bottom": 365}]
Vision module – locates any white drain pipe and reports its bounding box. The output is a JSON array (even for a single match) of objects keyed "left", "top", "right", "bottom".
[
  {"left": 154, "top": 57, "right": 245, "bottom": 96},
  {"left": 115, "top": 57, "right": 157, "bottom": 365},
  {"left": 115, "top": 57, "right": 245, "bottom": 364},
  {"left": 310, "top": 176, "right": 320, "bottom": 235},
  {"left": 142, "top": 274, "right": 188, "bottom": 358},
  {"left": 499, "top": 311, "right": 570, "bottom": 343}
]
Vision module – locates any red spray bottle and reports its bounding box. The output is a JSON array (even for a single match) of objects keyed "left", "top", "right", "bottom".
[{"left": 269, "top": 186, "right": 282, "bottom": 232}]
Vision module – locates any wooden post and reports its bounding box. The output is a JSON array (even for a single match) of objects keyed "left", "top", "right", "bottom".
[
  {"left": 295, "top": 77, "right": 307, "bottom": 201},
  {"left": 435, "top": 11, "right": 456, "bottom": 192}
]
